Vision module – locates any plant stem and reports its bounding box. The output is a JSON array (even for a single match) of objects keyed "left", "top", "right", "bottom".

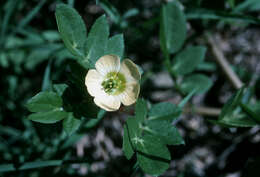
[
  {"left": 184, "top": 105, "right": 221, "bottom": 117},
  {"left": 205, "top": 32, "right": 243, "bottom": 90},
  {"left": 0, "top": 159, "right": 91, "bottom": 173},
  {"left": 164, "top": 53, "right": 185, "bottom": 96}
]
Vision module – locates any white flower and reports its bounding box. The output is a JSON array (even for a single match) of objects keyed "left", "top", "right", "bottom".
[{"left": 85, "top": 55, "right": 141, "bottom": 111}]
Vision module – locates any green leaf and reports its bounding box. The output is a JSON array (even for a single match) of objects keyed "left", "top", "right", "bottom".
[
  {"left": 212, "top": 87, "right": 258, "bottom": 127},
  {"left": 17, "top": 0, "right": 47, "bottom": 29},
  {"left": 178, "top": 89, "right": 196, "bottom": 108},
  {"left": 147, "top": 119, "right": 184, "bottom": 145},
  {"left": 106, "top": 34, "right": 124, "bottom": 59},
  {"left": 25, "top": 43, "right": 62, "bottom": 70},
  {"left": 135, "top": 99, "right": 148, "bottom": 123},
  {"left": 234, "top": 0, "right": 260, "bottom": 12},
  {"left": 62, "top": 84, "right": 100, "bottom": 119},
  {"left": 219, "top": 87, "right": 245, "bottom": 120},
  {"left": 123, "top": 117, "right": 141, "bottom": 159},
  {"left": 26, "top": 91, "right": 68, "bottom": 124},
  {"left": 160, "top": 1, "right": 186, "bottom": 54},
  {"left": 0, "top": 0, "right": 19, "bottom": 44},
  {"left": 64, "top": 61, "right": 100, "bottom": 119},
  {"left": 42, "top": 30, "right": 60, "bottom": 42},
  {"left": 123, "top": 123, "right": 135, "bottom": 160},
  {"left": 84, "top": 110, "right": 106, "bottom": 129},
  {"left": 228, "top": 0, "right": 235, "bottom": 8},
  {"left": 210, "top": 116, "right": 257, "bottom": 127},
  {"left": 97, "top": 0, "right": 121, "bottom": 23},
  {"left": 0, "top": 160, "right": 63, "bottom": 172},
  {"left": 28, "top": 109, "right": 68, "bottom": 124},
  {"left": 55, "top": 4, "right": 87, "bottom": 58},
  {"left": 136, "top": 135, "right": 171, "bottom": 176},
  {"left": 172, "top": 46, "right": 206, "bottom": 75},
  {"left": 0, "top": 52, "right": 9, "bottom": 68},
  {"left": 240, "top": 103, "right": 260, "bottom": 124},
  {"left": 85, "top": 15, "right": 109, "bottom": 68},
  {"left": 149, "top": 102, "right": 181, "bottom": 121},
  {"left": 186, "top": 7, "right": 260, "bottom": 24},
  {"left": 63, "top": 113, "right": 81, "bottom": 135},
  {"left": 126, "top": 117, "right": 142, "bottom": 147},
  {"left": 180, "top": 74, "right": 213, "bottom": 94},
  {"left": 41, "top": 60, "right": 52, "bottom": 91},
  {"left": 26, "top": 92, "right": 62, "bottom": 112},
  {"left": 123, "top": 8, "right": 139, "bottom": 19},
  {"left": 53, "top": 84, "right": 68, "bottom": 97},
  {"left": 196, "top": 62, "right": 217, "bottom": 72}
]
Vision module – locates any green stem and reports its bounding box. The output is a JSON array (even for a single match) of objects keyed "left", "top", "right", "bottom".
[
  {"left": 164, "top": 52, "right": 185, "bottom": 96},
  {"left": 240, "top": 103, "right": 260, "bottom": 124},
  {"left": 0, "top": 159, "right": 91, "bottom": 173}
]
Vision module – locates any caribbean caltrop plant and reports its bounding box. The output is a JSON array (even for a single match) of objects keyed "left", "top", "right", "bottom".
[
  {"left": 24, "top": 2, "right": 205, "bottom": 176},
  {"left": 24, "top": 1, "right": 260, "bottom": 176}
]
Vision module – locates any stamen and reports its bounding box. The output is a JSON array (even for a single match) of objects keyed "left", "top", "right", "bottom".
[{"left": 101, "top": 72, "right": 126, "bottom": 95}]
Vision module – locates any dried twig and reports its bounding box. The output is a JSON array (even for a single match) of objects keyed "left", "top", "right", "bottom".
[
  {"left": 184, "top": 105, "right": 221, "bottom": 117},
  {"left": 205, "top": 32, "right": 244, "bottom": 90}
]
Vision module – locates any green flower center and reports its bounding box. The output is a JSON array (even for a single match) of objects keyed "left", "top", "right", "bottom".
[{"left": 101, "top": 72, "right": 126, "bottom": 95}]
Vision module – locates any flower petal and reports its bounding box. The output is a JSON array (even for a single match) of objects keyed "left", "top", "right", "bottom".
[
  {"left": 119, "top": 82, "right": 140, "bottom": 106},
  {"left": 94, "top": 96, "right": 121, "bottom": 111},
  {"left": 95, "top": 55, "right": 120, "bottom": 76},
  {"left": 85, "top": 69, "right": 103, "bottom": 97},
  {"left": 119, "top": 59, "right": 141, "bottom": 83}
]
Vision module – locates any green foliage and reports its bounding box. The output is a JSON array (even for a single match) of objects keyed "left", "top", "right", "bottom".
[
  {"left": 186, "top": 7, "right": 260, "bottom": 24},
  {"left": 180, "top": 74, "right": 213, "bottom": 94},
  {"left": 234, "top": 0, "right": 260, "bottom": 12},
  {"left": 28, "top": 110, "right": 68, "bottom": 124},
  {"left": 123, "top": 99, "right": 184, "bottom": 175},
  {"left": 146, "top": 119, "right": 185, "bottom": 145},
  {"left": 97, "top": 0, "right": 139, "bottom": 28},
  {"left": 26, "top": 91, "right": 68, "bottom": 124},
  {"left": 2, "top": 0, "right": 260, "bottom": 176},
  {"left": 135, "top": 98, "right": 148, "bottom": 122},
  {"left": 26, "top": 92, "right": 63, "bottom": 113},
  {"left": 25, "top": 4, "right": 126, "bottom": 135},
  {"left": 172, "top": 46, "right": 207, "bottom": 76},
  {"left": 63, "top": 113, "right": 81, "bottom": 136},
  {"left": 160, "top": 1, "right": 186, "bottom": 55},
  {"left": 136, "top": 134, "right": 171, "bottom": 176},
  {"left": 55, "top": 4, "right": 125, "bottom": 69},
  {"left": 149, "top": 102, "right": 182, "bottom": 121},
  {"left": 97, "top": 0, "right": 121, "bottom": 24},
  {"left": 26, "top": 73, "right": 100, "bottom": 130},
  {"left": 123, "top": 116, "right": 140, "bottom": 160},
  {"left": 219, "top": 87, "right": 245, "bottom": 120},
  {"left": 85, "top": 15, "right": 125, "bottom": 66},
  {"left": 84, "top": 15, "right": 109, "bottom": 67},
  {"left": 55, "top": 4, "right": 87, "bottom": 58},
  {"left": 64, "top": 61, "right": 100, "bottom": 119},
  {"left": 240, "top": 103, "right": 260, "bottom": 124},
  {"left": 42, "top": 60, "right": 52, "bottom": 91},
  {"left": 211, "top": 87, "right": 259, "bottom": 127},
  {"left": 106, "top": 34, "right": 124, "bottom": 59},
  {"left": 0, "top": 160, "right": 63, "bottom": 172},
  {"left": 53, "top": 84, "right": 68, "bottom": 97},
  {"left": 1, "top": 30, "right": 66, "bottom": 71},
  {"left": 159, "top": 1, "right": 213, "bottom": 96}
]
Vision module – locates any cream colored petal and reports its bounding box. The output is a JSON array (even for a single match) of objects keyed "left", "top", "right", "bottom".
[
  {"left": 85, "top": 69, "right": 103, "bottom": 97},
  {"left": 95, "top": 55, "right": 120, "bottom": 76},
  {"left": 94, "top": 95, "right": 121, "bottom": 111},
  {"left": 119, "top": 59, "right": 141, "bottom": 83},
  {"left": 119, "top": 82, "right": 140, "bottom": 106}
]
